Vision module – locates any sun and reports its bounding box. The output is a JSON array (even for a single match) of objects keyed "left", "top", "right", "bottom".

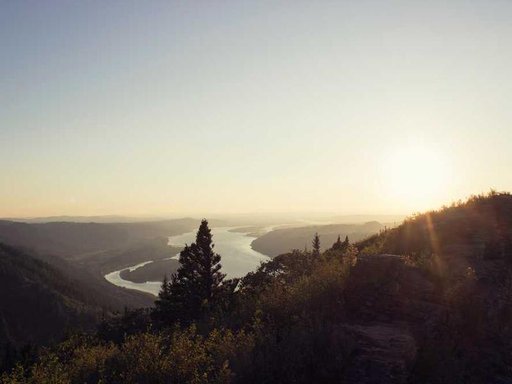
[{"left": 381, "top": 145, "right": 450, "bottom": 208}]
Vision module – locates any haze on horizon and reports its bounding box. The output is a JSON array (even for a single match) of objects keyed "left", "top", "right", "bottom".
[{"left": 2, "top": 1, "right": 512, "bottom": 218}]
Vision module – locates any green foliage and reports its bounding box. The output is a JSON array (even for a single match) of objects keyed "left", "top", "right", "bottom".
[
  {"left": 234, "top": 254, "right": 354, "bottom": 383},
  {"left": 354, "top": 191, "right": 512, "bottom": 383},
  {"left": 410, "top": 272, "right": 512, "bottom": 384},
  {"left": 8, "top": 193, "right": 512, "bottom": 383},
  {"left": 1, "top": 328, "right": 254, "bottom": 384},
  {"left": 3, "top": 237, "right": 356, "bottom": 383},
  {"left": 96, "top": 308, "right": 152, "bottom": 344}
]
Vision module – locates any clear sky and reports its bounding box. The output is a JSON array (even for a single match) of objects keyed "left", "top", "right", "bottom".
[{"left": 1, "top": 1, "right": 512, "bottom": 218}]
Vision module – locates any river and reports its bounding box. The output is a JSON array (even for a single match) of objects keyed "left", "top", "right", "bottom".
[{"left": 104, "top": 227, "right": 270, "bottom": 296}]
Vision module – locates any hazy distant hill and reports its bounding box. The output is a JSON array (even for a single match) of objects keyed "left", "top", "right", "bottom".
[
  {"left": 251, "top": 221, "right": 386, "bottom": 257},
  {"left": 79, "top": 238, "right": 181, "bottom": 275},
  {"left": 2, "top": 215, "right": 165, "bottom": 223},
  {"left": 327, "top": 214, "right": 404, "bottom": 224},
  {"left": 0, "top": 218, "right": 229, "bottom": 317},
  {"left": 0, "top": 219, "right": 203, "bottom": 258},
  {"left": 0, "top": 219, "right": 210, "bottom": 310}
]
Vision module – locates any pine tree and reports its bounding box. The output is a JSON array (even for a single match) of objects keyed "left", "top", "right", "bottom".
[
  {"left": 342, "top": 235, "right": 350, "bottom": 249},
  {"left": 332, "top": 235, "right": 343, "bottom": 250},
  {"left": 312, "top": 232, "right": 321, "bottom": 257},
  {"left": 332, "top": 235, "right": 350, "bottom": 251},
  {"left": 155, "top": 275, "right": 170, "bottom": 308},
  {"left": 193, "top": 219, "right": 225, "bottom": 303},
  {"left": 154, "top": 219, "right": 225, "bottom": 324},
  {"left": 154, "top": 275, "right": 173, "bottom": 322}
]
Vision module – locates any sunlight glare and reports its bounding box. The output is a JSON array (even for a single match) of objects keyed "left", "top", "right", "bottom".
[{"left": 382, "top": 145, "right": 450, "bottom": 208}]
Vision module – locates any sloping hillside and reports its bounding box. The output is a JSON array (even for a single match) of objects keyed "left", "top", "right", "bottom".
[
  {"left": 0, "top": 241, "right": 162, "bottom": 348},
  {"left": 2, "top": 194, "right": 512, "bottom": 383},
  {"left": 0, "top": 243, "right": 102, "bottom": 347},
  {"left": 353, "top": 192, "right": 512, "bottom": 382},
  {"left": 252, "top": 221, "right": 385, "bottom": 257},
  {"left": 358, "top": 191, "right": 512, "bottom": 263}
]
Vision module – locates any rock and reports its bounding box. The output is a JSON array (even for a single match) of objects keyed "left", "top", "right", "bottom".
[
  {"left": 342, "top": 324, "right": 417, "bottom": 384},
  {"left": 339, "top": 254, "right": 446, "bottom": 382}
]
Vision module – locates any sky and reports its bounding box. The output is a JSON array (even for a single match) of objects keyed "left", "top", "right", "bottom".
[{"left": 1, "top": 1, "right": 512, "bottom": 218}]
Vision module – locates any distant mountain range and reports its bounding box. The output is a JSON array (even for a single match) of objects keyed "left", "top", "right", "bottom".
[
  {"left": 0, "top": 218, "right": 207, "bottom": 257},
  {"left": 2, "top": 213, "right": 405, "bottom": 225},
  {"left": 1, "top": 215, "right": 168, "bottom": 223}
]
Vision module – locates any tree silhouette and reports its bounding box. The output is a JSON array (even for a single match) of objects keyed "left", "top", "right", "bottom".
[
  {"left": 332, "top": 235, "right": 350, "bottom": 251},
  {"left": 312, "top": 233, "right": 321, "bottom": 257},
  {"left": 342, "top": 235, "right": 350, "bottom": 249},
  {"left": 154, "top": 275, "right": 173, "bottom": 322},
  {"left": 332, "top": 235, "right": 342, "bottom": 250},
  {"left": 153, "top": 219, "right": 225, "bottom": 324}
]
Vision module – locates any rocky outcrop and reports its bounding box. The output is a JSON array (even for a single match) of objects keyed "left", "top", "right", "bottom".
[
  {"left": 342, "top": 324, "right": 416, "bottom": 384},
  {"left": 340, "top": 254, "right": 446, "bottom": 383}
]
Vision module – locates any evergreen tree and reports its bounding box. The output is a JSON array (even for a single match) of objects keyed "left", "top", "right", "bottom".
[
  {"left": 342, "top": 235, "right": 350, "bottom": 249},
  {"left": 154, "top": 220, "right": 225, "bottom": 324},
  {"left": 153, "top": 275, "right": 172, "bottom": 323},
  {"left": 332, "top": 235, "right": 343, "bottom": 250},
  {"left": 312, "top": 233, "right": 321, "bottom": 257},
  {"left": 332, "top": 235, "right": 350, "bottom": 251}
]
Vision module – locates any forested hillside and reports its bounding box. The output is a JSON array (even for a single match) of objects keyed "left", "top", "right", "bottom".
[
  {"left": 0, "top": 244, "right": 101, "bottom": 351},
  {"left": 0, "top": 242, "right": 154, "bottom": 346},
  {"left": 358, "top": 191, "right": 512, "bottom": 262},
  {"left": 251, "top": 221, "right": 385, "bottom": 257},
  {"left": 2, "top": 193, "right": 512, "bottom": 383},
  {"left": 0, "top": 219, "right": 209, "bottom": 314}
]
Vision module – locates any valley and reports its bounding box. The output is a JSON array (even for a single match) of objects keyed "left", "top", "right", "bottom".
[
  {"left": 106, "top": 227, "right": 271, "bottom": 296},
  {"left": 2, "top": 192, "right": 512, "bottom": 383}
]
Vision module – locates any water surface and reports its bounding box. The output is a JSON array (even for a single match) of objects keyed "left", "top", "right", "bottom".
[{"left": 105, "top": 227, "right": 270, "bottom": 296}]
